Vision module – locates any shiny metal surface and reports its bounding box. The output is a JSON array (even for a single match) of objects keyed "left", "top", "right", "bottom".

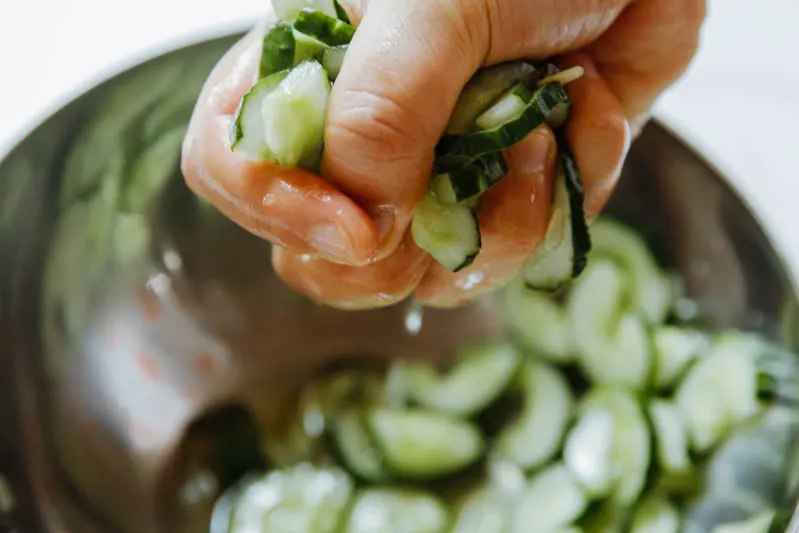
[{"left": 1, "top": 32, "right": 799, "bottom": 533}]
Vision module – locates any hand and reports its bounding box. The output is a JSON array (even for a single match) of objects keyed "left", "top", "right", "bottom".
[{"left": 181, "top": 0, "right": 706, "bottom": 309}]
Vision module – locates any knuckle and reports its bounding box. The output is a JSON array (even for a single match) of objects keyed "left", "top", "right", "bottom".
[{"left": 326, "top": 87, "right": 428, "bottom": 162}]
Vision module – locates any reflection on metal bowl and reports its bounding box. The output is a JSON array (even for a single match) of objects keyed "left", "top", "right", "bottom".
[{"left": 1, "top": 32, "right": 798, "bottom": 533}]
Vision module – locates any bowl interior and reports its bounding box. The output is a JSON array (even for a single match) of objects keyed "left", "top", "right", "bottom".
[{"left": 1, "top": 32, "right": 798, "bottom": 533}]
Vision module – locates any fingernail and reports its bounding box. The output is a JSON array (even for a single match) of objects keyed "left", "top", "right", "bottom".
[
  {"left": 309, "top": 224, "right": 357, "bottom": 264},
  {"left": 374, "top": 210, "right": 395, "bottom": 245}
]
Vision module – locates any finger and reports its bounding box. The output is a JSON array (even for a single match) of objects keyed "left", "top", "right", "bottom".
[
  {"left": 483, "top": 0, "right": 632, "bottom": 65},
  {"left": 560, "top": 53, "right": 631, "bottom": 220},
  {"left": 414, "top": 126, "right": 557, "bottom": 308},
  {"left": 181, "top": 25, "right": 378, "bottom": 266},
  {"left": 585, "top": 0, "right": 707, "bottom": 133},
  {"left": 322, "top": 0, "right": 490, "bottom": 260},
  {"left": 272, "top": 232, "right": 432, "bottom": 310}
]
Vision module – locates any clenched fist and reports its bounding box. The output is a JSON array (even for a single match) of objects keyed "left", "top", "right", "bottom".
[{"left": 181, "top": 0, "right": 706, "bottom": 309}]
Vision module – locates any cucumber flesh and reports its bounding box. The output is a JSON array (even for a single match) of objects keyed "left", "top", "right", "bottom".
[
  {"left": 227, "top": 464, "right": 353, "bottom": 533},
  {"left": 567, "top": 259, "right": 651, "bottom": 389},
  {"left": 503, "top": 276, "right": 573, "bottom": 362},
  {"left": 272, "top": 0, "right": 338, "bottom": 21},
  {"left": 474, "top": 83, "right": 532, "bottom": 131},
  {"left": 231, "top": 70, "right": 290, "bottom": 159},
  {"left": 321, "top": 44, "right": 348, "bottom": 80},
  {"left": 400, "top": 339, "right": 522, "bottom": 417},
  {"left": 294, "top": 8, "right": 356, "bottom": 46},
  {"left": 563, "top": 409, "right": 616, "bottom": 497},
  {"left": 261, "top": 60, "right": 331, "bottom": 169},
  {"left": 494, "top": 360, "right": 574, "bottom": 470},
  {"left": 652, "top": 326, "right": 711, "bottom": 389},
  {"left": 648, "top": 399, "right": 692, "bottom": 476},
  {"left": 675, "top": 333, "right": 761, "bottom": 453},
  {"left": 511, "top": 463, "right": 589, "bottom": 533},
  {"left": 630, "top": 496, "right": 680, "bottom": 533},
  {"left": 330, "top": 409, "right": 389, "bottom": 483},
  {"left": 436, "top": 82, "right": 568, "bottom": 165},
  {"left": 523, "top": 151, "right": 591, "bottom": 291},
  {"left": 450, "top": 487, "right": 511, "bottom": 533},
  {"left": 565, "top": 389, "right": 651, "bottom": 505},
  {"left": 367, "top": 408, "right": 484, "bottom": 480},
  {"left": 344, "top": 488, "right": 449, "bottom": 533},
  {"left": 431, "top": 152, "right": 509, "bottom": 205},
  {"left": 446, "top": 61, "right": 541, "bottom": 135},
  {"left": 589, "top": 218, "right": 673, "bottom": 325},
  {"left": 411, "top": 190, "right": 481, "bottom": 272}
]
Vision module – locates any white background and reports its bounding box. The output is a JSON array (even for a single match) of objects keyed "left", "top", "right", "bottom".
[{"left": 1, "top": 0, "right": 798, "bottom": 270}]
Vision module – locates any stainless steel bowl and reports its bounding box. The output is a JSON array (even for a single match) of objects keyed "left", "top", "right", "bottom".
[{"left": 2, "top": 31, "right": 799, "bottom": 533}]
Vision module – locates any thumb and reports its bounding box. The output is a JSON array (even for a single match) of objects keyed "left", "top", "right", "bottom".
[{"left": 322, "top": 0, "right": 489, "bottom": 259}]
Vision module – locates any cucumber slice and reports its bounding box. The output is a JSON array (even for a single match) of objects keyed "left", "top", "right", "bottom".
[
  {"left": 564, "top": 389, "right": 651, "bottom": 505},
  {"left": 411, "top": 190, "right": 481, "bottom": 272},
  {"left": 431, "top": 152, "right": 509, "bottom": 205},
  {"left": 451, "top": 486, "right": 511, "bottom": 533},
  {"left": 294, "top": 8, "right": 356, "bottom": 46},
  {"left": 589, "top": 218, "right": 673, "bottom": 325},
  {"left": 227, "top": 464, "right": 353, "bottom": 533},
  {"left": 705, "top": 410, "right": 796, "bottom": 505},
  {"left": 265, "top": 368, "right": 385, "bottom": 467},
  {"left": 547, "top": 101, "right": 572, "bottom": 129},
  {"left": 231, "top": 70, "right": 291, "bottom": 159},
  {"left": 259, "top": 21, "right": 329, "bottom": 78},
  {"left": 344, "top": 488, "right": 449, "bottom": 533},
  {"left": 630, "top": 496, "right": 680, "bottom": 533},
  {"left": 503, "top": 277, "right": 573, "bottom": 362},
  {"left": 494, "top": 360, "right": 574, "bottom": 470},
  {"left": 333, "top": 0, "right": 350, "bottom": 22},
  {"left": 648, "top": 400, "right": 692, "bottom": 476},
  {"left": 272, "top": 0, "right": 338, "bottom": 21},
  {"left": 259, "top": 22, "right": 297, "bottom": 77},
  {"left": 329, "top": 409, "right": 389, "bottom": 482},
  {"left": 652, "top": 326, "right": 711, "bottom": 389},
  {"left": 511, "top": 463, "right": 589, "bottom": 533},
  {"left": 321, "top": 44, "right": 348, "bottom": 79},
  {"left": 563, "top": 409, "right": 616, "bottom": 497},
  {"left": 674, "top": 333, "right": 761, "bottom": 453},
  {"left": 711, "top": 510, "right": 776, "bottom": 533},
  {"left": 400, "top": 340, "right": 522, "bottom": 417},
  {"left": 523, "top": 151, "right": 591, "bottom": 291},
  {"left": 567, "top": 259, "right": 651, "bottom": 389},
  {"left": 366, "top": 408, "right": 484, "bottom": 480},
  {"left": 210, "top": 474, "right": 254, "bottom": 533},
  {"left": 436, "top": 82, "right": 567, "bottom": 164},
  {"left": 447, "top": 61, "right": 540, "bottom": 135},
  {"left": 684, "top": 494, "right": 772, "bottom": 533},
  {"left": 261, "top": 60, "right": 331, "bottom": 169},
  {"left": 474, "top": 83, "right": 533, "bottom": 131},
  {"left": 302, "top": 368, "right": 388, "bottom": 418}
]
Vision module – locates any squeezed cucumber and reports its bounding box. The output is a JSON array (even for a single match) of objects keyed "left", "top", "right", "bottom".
[
  {"left": 344, "top": 488, "right": 449, "bottom": 533},
  {"left": 367, "top": 408, "right": 484, "bottom": 480},
  {"left": 399, "top": 340, "right": 522, "bottom": 418},
  {"left": 494, "top": 360, "right": 574, "bottom": 470},
  {"left": 675, "top": 333, "right": 761, "bottom": 453}
]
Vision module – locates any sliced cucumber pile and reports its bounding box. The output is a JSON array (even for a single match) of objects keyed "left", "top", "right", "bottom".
[
  {"left": 232, "top": 4, "right": 591, "bottom": 277},
  {"left": 210, "top": 217, "right": 799, "bottom": 532}
]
